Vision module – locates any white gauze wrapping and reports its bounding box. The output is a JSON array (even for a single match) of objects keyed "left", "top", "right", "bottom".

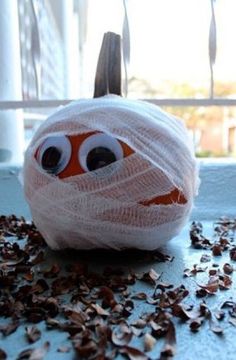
[{"left": 23, "top": 95, "right": 199, "bottom": 250}]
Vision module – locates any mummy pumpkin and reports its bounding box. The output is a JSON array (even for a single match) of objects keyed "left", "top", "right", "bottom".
[{"left": 23, "top": 95, "right": 199, "bottom": 250}]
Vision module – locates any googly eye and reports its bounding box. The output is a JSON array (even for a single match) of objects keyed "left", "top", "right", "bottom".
[
  {"left": 78, "top": 133, "right": 123, "bottom": 172},
  {"left": 36, "top": 135, "right": 72, "bottom": 175}
]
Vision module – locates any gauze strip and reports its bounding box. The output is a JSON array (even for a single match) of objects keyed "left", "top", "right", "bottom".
[{"left": 23, "top": 95, "right": 199, "bottom": 250}]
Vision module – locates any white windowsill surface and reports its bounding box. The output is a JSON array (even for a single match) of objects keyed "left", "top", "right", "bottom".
[{"left": 0, "top": 161, "right": 235, "bottom": 359}]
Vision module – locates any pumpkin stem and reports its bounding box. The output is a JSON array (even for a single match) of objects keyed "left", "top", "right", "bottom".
[{"left": 93, "top": 32, "right": 122, "bottom": 98}]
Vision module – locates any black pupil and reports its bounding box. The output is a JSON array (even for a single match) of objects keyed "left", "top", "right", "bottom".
[
  {"left": 41, "top": 146, "right": 61, "bottom": 173},
  {"left": 86, "top": 147, "right": 116, "bottom": 171}
]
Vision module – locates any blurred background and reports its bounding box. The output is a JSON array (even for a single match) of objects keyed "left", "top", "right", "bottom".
[{"left": 0, "top": 0, "right": 236, "bottom": 164}]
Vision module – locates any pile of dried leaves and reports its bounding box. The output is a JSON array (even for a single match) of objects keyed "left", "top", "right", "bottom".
[{"left": 0, "top": 215, "right": 236, "bottom": 359}]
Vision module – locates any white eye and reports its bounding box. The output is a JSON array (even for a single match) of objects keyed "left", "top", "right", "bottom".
[
  {"left": 79, "top": 133, "right": 123, "bottom": 172},
  {"left": 36, "top": 135, "right": 71, "bottom": 175}
]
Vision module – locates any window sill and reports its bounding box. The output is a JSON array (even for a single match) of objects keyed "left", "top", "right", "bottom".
[{"left": 192, "top": 158, "right": 236, "bottom": 220}]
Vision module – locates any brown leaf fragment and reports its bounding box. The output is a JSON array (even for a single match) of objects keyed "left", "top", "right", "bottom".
[
  {"left": 64, "top": 308, "right": 88, "bottom": 325},
  {"left": 122, "top": 300, "right": 134, "bottom": 318},
  {"left": 30, "top": 251, "right": 44, "bottom": 265},
  {"left": 140, "top": 269, "right": 161, "bottom": 285},
  {"left": 25, "top": 326, "right": 41, "bottom": 343},
  {"left": 74, "top": 339, "right": 97, "bottom": 358},
  {"left": 209, "top": 319, "right": 223, "bottom": 335},
  {"left": 208, "top": 311, "right": 223, "bottom": 335},
  {"left": 130, "top": 326, "right": 144, "bottom": 337},
  {"left": 189, "top": 318, "right": 203, "bottom": 332},
  {"left": 219, "top": 237, "right": 230, "bottom": 249},
  {"left": 230, "top": 247, "right": 236, "bottom": 261},
  {"left": 112, "top": 303, "right": 123, "bottom": 313},
  {"left": 199, "top": 302, "right": 210, "bottom": 317},
  {"left": 214, "top": 310, "right": 225, "bottom": 321},
  {"left": 212, "top": 244, "right": 222, "bottom": 256},
  {"left": 111, "top": 321, "right": 133, "bottom": 346},
  {"left": 229, "top": 317, "right": 236, "bottom": 327},
  {"left": 219, "top": 274, "right": 232, "bottom": 290},
  {"left": 155, "top": 282, "right": 173, "bottom": 291},
  {"left": 184, "top": 264, "right": 207, "bottom": 277},
  {"left": 57, "top": 346, "right": 71, "bottom": 353},
  {"left": 197, "top": 275, "right": 219, "bottom": 294},
  {"left": 0, "top": 321, "right": 19, "bottom": 336},
  {"left": 149, "top": 313, "right": 171, "bottom": 338},
  {"left": 160, "top": 321, "right": 176, "bottom": 358},
  {"left": 23, "top": 271, "right": 34, "bottom": 282},
  {"left": 223, "top": 263, "right": 234, "bottom": 274},
  {"left": 131, "top": 319, "right": 147, "bottom": 329},
  {"left": 16, "top": 341, "right": 50, "bottom": 360},
  {"left": 119, "top": 346, "right": 148, "bottom": 360},
  {"left": 90, "top": 303, "right": 110, "bottom": 317},
  {"left": 200, "top": 254, "right": 211, "bottom": 263},
  {"left": 0, "top": 348, "right": 7, "bottom": 360},
  {"left": 144, "top": 333, "right": 156, "bottom": 352},
  {"left": 43, "top": 263, "right": 60, "bottom": 278},
  {"left": 31, "top": 279, "right": 49, "bottom": 294},
  {"left": 131, "top": 292, "right": 147, "bottom": 300},
  {"left": 209, "top": 269, "right": 218, "bottom": 276},
  {"left": 97, "top": 286, "right": 117, "bottom": 308},
  {"left": 46, "top": 317, "right": 70, "bottom": 332},
  {"left": 172, "top": 303, "right": 199, "bottom": 320},
  {"left": 221, "top": 300, "right": 236, "bottom": 309},
  {"left": 190, "top": 222, "right": 212, "bottom": 249},
  {"left": 195, "top": 288, "right": 208, "bottom": 298}
]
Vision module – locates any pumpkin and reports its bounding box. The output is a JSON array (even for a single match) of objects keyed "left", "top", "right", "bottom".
[{"left": 23, "top": 33, "right": 199, "bottom": 250}]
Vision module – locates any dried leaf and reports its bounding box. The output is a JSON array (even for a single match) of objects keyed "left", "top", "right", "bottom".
[
  {"left": 43, "top": 263, "right": 60, "bottom": 278},
  {"left": 200, "top": 254, "right": 211, "bottom": 263},
  {"left": 131, "top": 292, "right": 147, "bottom": 300},
  {"left": 0, "top": 321, "right": 19, "bottom": 336},
  {"left": 119, "top": 346, "right": 148, "bottom": 360},
  {"left": 229, "top": 318, "right": 236, "bottom": 327},
  {"left": 214, "top": 310, "right": 225, "bottom": 321},
  {"left": 30, "top": 251, "right": 44, "bottom": 265},
  {"left": 172, "top": 303, "right": 200, "bottom": 320},
  {"left": 140, "top": 269, "right": 161, "bottom": 285},
  {"left": 219, "top": 274, "right": 232, "bottom": 290},
  {"left": 131, "top": 319, "right": 146, "bottom": 329},
  {"left": 223, "top": 263, "right": 234, "bottom": 274},
  {"left": 144, "top": 333, "right": 156, "bottom": 352},
  {"left": 160, "top": 321, "right": 176, "bottom": 358},
  {"left": 209, "top": 319, "right": 223, "bottom": 335},
  {"left": 0, "top": 348, "right": 7, "bottom": 360},
  {"left": 97, "top": 286, "right": 116, "bottom": 308},
  {"left": 25, "top": 326, "right": 41, "bottom": 343},
  {"left": 208, "top": 311, "right": 223, "bottom": 335},
  {"left": 197, "top": 276, "right": 219, "bottom": 294},
  {"left": 111, "top": 322, "right": 132, "bottom": 346},
  {"left": 73, "top": 339, "right": 97, "bottom": 358},
  {"left": 23, "top": 271, "right": 34, "bottom": 282},
  {"left": 212, "top": 244, "right": 222, "bottom": 256},
  {"left": 230, "top": 247, "right": 236, "bottom": 261},
  {"left": 90, "top": 303, "right": 110, "bottom": 317},
  {"left": 189, "top": 318, "right": 203, "bottom": 332},
  {"left": 184, "top": 264, "right": 207, "bottom": 277},
  {"left": 16, "top": 341, "right": 50, "bottom": 360}
]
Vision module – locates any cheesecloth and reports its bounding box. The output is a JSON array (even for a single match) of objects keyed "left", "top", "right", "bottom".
[{"left": 23, "top": 95, "right": 199, "bottom": 250}]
